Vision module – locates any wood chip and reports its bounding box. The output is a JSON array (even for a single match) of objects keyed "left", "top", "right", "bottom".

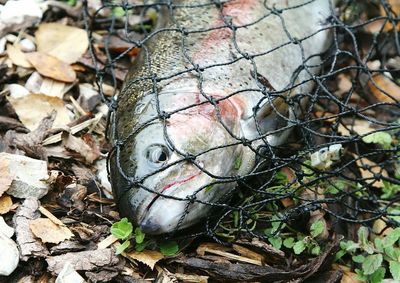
[
  {"left": 174, "top": 273, "right": 208, "bottom": 283},
  {"left": 97, "top": 234, "right": 118, "bottom": 250},
  {"left": 46, "top": 248, "right": 121, "bottom": 275},
  {"left": 25, "top": 52, "right": 76, "bottom": 83},
  {"left": 38, "top": 206, "right": 65, "bottom": 226},
  {"left": 197, "top": 243, "right": 262, "bottom": 266},
  {"left": 42, "top": 112, "right": 102, "bottom": 145},
  {"left": 232, "top": 244, "right": 265, "bottom": 263},
  {"left": 13, "top": 198, "right": 49, "bottom": 260}
]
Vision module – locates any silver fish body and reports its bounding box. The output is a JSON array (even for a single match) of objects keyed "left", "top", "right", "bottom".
[{"left": 110, "top": 0, "right": 335, "bottom": 234}]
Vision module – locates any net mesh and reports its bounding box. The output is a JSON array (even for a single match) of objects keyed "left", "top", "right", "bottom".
[{"left": 84, "top": 0, "right": 400, "bottom": 241}]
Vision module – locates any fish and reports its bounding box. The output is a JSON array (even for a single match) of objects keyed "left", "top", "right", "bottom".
[{"left": 109, "top": 0, "right": 335, "bottom": 234}]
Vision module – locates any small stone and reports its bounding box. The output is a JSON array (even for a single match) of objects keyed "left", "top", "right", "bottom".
[
  {"left": 78, "top": 83, "right": 101, "bottom": 112},
  {"left": 19, "top": 38, "right": 36, "bottom": 52},
  {"left": 25, "top": 71, "right": 43, "bottom": 93},
  {"left": 0, "top": 216, "right": 14, "bottom": 238},
  {"left": 55, "top": 262, "right": 86, "bottom": 283},
  {"left": 0, "top": 37, "right": 6, "bottom": 53},
  {"left": 0, "top": 153, "right": 49, "bottom": 199},
  {"left": 0, "top": 232, "right": 20, "bottom": 276},
  {"left": 6, "top": 84, "right": 30, "bottom": 99},
  {"left": 5, "top": 34, "right": 17, "bottom": 43},
  {"left": 0, "top": 0, "right": 43, "bottom": 37},
  {"left": 95, "top": 159, "right": 113, "bottom": 199},
  {"left": 96, "top": 104, "right": 109, "bottom": 117},
  {"left": 0, "top": 0, "right": 43, "bottom": 25}
]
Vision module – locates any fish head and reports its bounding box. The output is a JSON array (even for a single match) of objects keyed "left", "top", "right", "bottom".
[{"left": 113, "top": 81, "right": 250, "bottom": 234}]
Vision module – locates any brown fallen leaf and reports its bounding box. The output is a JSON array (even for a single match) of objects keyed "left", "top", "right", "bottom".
[
  {"left": 338, "top": 120, "right": 376, "bottom": 137},
  {"left": 367, "top": 73, "right": 400, "bottom": 103},
  {"left": 35, "top": 23, "right": 89, "bottom": 64},
  {"left": 353, "top": 154, "right": 388, "bottom": 188},
  {"left": 8, "top": 93, "right": 71, "bottom": 131},
  {"left": 25, "top": 52, "right": 76, "bottom": 83},
  {"left": 0, "top": 159, "right": 13, "bottom": 197},
  {"left": 125, "top": 250, "right": 164, "bottom": 270},
  {"left": 372, "top": 218, "right": 393, "bottom": 239},
  {"left": 30, "top": 218, "right": 73, "bottom": 244},
  {"left": 0, "top": 194, "right": 13, "bottom": 214},
  {"left": 61, "top": 132, "right": 100, "bottom": 164},
  {"left": 6, "top": 44, "right": 32, "bottom": 68},
  {"left": 332, "top": 264, "right": 362, "bottom": 283},
  {"left": 380, "top": 0, "right": 400, "bottom": 32}
]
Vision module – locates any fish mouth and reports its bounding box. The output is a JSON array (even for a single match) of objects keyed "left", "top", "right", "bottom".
[{"left": 139, "top": 171, "right": 202, "bottom": 234}]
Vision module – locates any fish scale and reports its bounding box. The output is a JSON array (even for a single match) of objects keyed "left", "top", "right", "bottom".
[{"left": 110, "top": 0, "right": 335, "bottom": 234}]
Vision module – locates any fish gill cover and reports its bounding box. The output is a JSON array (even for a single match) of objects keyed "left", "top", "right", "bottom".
[{"left": 85, "top": 0, "right": 400, "bottom": 273}]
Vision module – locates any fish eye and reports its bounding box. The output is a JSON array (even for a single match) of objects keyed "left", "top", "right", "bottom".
[{"left": 145, "top": 144, "right": 170, "bottom": 164}]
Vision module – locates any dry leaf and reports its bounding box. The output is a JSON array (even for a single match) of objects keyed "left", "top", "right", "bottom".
[
  {"left": 125, "top": 250, "right": 164, "bottom": 270},
  {"left": 338, "top": 120, "right": 376, "bottom": 137},
  {"left": 372, "top": 218, "right": 393, "bottom": 239},
  {"left": 367, "top": 74, "right": 400, "bottom": 103},
  {"left": 353, "top": 154, "right": 388, "bottom": 188},
  {"left": 8, "top": 93, "right": 71, "bottom": 131},
  {"left": 335, "top": 74, "right": 352, "bottom": 95},
  {"left": 332, "top": 264, "right": 362, "bottom": 283},
  {"left": 35, "top": 23, "right": 89, "bottom": 64},
  {"left": 0, "top": 194, "right": 13, "bottom": 214},
  {"left": 61, "top": 132, "right": 100, "bottom": 164},
  {"left": 0, "top": 159, "right": 13, "bottom": 197},
  {"left": 380, "top": 0, "right": 400, "bottom": 32},
  {"left": 25, "top": 52, "right": 76, "bottom": 83},
  {"left": 6, "top": 44, "right": 32, "bottom": 68},
  {"left": 30, "top": 218, "right": 73, "bottom": 244}
]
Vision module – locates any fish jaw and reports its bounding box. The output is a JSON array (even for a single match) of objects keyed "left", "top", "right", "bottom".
[{"left": 137, "top": 175, "right": 237, "bottom": 234}]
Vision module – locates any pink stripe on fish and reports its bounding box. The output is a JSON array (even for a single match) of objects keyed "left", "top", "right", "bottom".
[{"left": 192, "top": 0, "right": 257, "bottom": 63}]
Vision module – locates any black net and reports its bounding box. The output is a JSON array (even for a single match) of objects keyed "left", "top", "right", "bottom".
[{"left": 84, "top": 0, "right": 400, "bottom": 242}]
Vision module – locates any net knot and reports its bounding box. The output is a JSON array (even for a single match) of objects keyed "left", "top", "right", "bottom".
[
  {"left": 115, "top": 140, "right": 124, "bottom": 147},
  {"left": 240, "top": 137, "right": 250, "bottom": 147},
  {"left": 185, "top": 153, "right": 196, "bottom": 162},
  {"left": 187, "top": 195, "right": 197, "bottom": 203},
  {"left": 159, "top": 111, "right": 170, "bottom": 120}
]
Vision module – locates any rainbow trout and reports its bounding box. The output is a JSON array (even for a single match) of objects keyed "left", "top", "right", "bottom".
[{"left": 110, "top": 0, "right": 334, "bottom": 234}]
